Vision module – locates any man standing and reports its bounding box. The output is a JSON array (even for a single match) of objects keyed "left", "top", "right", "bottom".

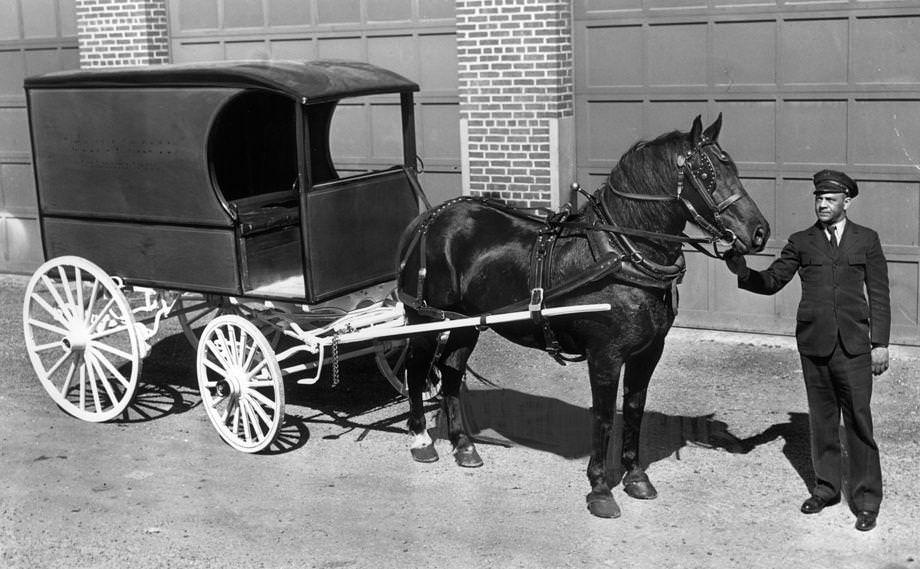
[{"left": 725, "top": 169, "right": 891, "bottom": 532}]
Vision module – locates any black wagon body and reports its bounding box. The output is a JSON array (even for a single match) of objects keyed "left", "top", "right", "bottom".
[{"left": 25, "top": 59, "right": 424, "bottom": 304}]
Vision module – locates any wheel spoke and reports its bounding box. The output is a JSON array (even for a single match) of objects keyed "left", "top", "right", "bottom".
[
  {"left": 44, "top": 350, "right": 74, "bottom": 379},
  {"left": 202, "top": 357, "right": 227, "bottom": 377},
  {"left": 56, "top": 266, "right": 75, "bottom": 309},
  {"left": 83, "top": 280, "right": 100, "bottom": 327},
  {"left": 88, "top": 297, "right": 118, "bottom": 335},
  {"left": 241, "top": 398, "right": 265, "bottom": 440},
  {"left": 86, "top": 351, "right": 119, "bottom": 406},
  {"left": 28, "top": 317, "right": 69, "bottom": 337},
  {"left": 90, "top": 323, "right": 130, "bottom": 342},
  {"left": 40, "top": 275, "right": 69, "bottom": 316},
  {"left": 206, "top": 337, "right": 235, "bottom": 370},
  {"left": 75, "top": 269, "right": 84, "bottom": 322},
  {"left": 30, "top": 292, "right": 69, "bottom": 328},
  {"left": 91, "top": 340, "right": 134, "bottom": 362},
  {"left": 85, "top": 353, "right": 103, "bottom": 413},
  {"left": 246, "top": 388, "right": 277, "bottom": 410},
  {"left": 89, "top": 347, "right": 131, "bottom": 389},
  {"left": 244, "top": 358, "right": 269, "bottom": 382},
  {"left": 59, "top": 360, "right": 77, "bottom": 396}
]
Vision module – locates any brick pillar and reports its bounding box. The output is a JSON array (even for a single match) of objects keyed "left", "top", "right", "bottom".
[
  {"left": 76, "top": 0, "right": 170, "bottom": 68},
  {"left": 457, "top": 0, "right": 575, "bottom": 209}
]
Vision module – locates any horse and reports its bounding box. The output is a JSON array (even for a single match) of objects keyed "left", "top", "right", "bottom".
[{"left": 395, "top": 114, "right": 770, "bottom": 518}]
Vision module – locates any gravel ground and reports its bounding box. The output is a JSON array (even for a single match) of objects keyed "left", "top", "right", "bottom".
[{"left": 1, "top": 273, "right": 918, "bottom": 569}]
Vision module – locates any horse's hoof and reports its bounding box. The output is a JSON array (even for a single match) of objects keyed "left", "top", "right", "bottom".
[
  {"left": 586, "top": 491, "right": 621, "bottom": 519},
  {"left": 622, "top": 471, "right": 658, "bottom": 500},
  {"left": 453, "top": 445, "right": 483, "bottom": 468},
  {"left": 410, "top": 443, "right": 439, "bottom": 463}
]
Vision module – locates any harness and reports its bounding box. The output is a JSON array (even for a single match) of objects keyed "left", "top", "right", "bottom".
[{"left": 397, "top": 134, "right": 748, "bottom": 364}]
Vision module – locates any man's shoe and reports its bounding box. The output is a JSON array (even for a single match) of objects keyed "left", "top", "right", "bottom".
[
  {"left": 855, "top": 511, "right": 878, "bottom": 532},
  {"left": 800, "top": 494, "right": 840, "bottom": 514}
]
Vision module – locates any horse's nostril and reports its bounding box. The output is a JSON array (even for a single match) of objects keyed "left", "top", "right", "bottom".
[{"left": 753, "top": 226, "right": 767, "bottom": 248}]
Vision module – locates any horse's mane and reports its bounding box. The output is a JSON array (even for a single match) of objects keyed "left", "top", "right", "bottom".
[{"left": 603, "top": 129, "right": 689, "bottom": 232}]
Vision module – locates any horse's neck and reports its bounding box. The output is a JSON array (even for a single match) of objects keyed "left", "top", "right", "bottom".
[{"left": 595, "top": 185, "right": 686, "bottom": 266}]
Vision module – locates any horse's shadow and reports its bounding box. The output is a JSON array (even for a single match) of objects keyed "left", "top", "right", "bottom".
[{"left": 435, "top": 387, "right": 814, "bottom": 488}]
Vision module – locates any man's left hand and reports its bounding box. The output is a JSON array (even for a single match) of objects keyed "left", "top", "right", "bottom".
[{"left": 871, "top": 346, "right": 889, "bottom": 376}]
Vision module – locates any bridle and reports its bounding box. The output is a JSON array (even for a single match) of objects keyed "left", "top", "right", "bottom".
[{"left": 602, "top": 135, "right": 748, "bottom": 256}]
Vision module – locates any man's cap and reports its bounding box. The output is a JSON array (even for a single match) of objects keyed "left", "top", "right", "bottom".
[{"left": 813, "top": 169, "right": 858, "bottom": 197}]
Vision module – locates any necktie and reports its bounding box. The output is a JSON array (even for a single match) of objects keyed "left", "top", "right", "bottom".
[{"left": 828, "top": 225, "right": 838, "bottom": 249}]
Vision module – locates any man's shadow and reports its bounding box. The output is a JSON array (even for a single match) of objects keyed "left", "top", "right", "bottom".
[{"left": 435, "top": 387, "right": 814, "bottom": 488}]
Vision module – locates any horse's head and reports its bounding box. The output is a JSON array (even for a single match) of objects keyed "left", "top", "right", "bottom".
[{"left": 679, "top": 114, "right": 770, "bottom": 254}]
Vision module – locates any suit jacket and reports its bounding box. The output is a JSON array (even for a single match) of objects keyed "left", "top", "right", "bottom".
[{"left": 739, "top": 220, "right": 891, "bottom": 357}]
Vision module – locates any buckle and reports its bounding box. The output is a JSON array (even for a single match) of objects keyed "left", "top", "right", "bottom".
[{"left": 529, "top": 288, "right": 544, "bottom": 313}]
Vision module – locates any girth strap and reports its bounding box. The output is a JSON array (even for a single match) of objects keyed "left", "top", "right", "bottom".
[{"left": 528, "top": 211, "right": 583, "bottom": 365}]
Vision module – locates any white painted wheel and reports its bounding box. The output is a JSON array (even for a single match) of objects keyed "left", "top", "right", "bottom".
[
  {"left": 374, "top": 339, "right": 440, "bottom": 400},
  {"left": 176, "top": 293, "right": 282, "bottom": 349},
  {"left": 23, "top": 256, "right": 141, "bottom": 422},
  {"left": 196, "top": 314, "right": 284, "bottom": 453}
]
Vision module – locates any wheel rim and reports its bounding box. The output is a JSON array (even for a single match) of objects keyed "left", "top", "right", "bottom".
[
  {"left": 375, "top": 340, "right": 440, "bottom": 400},
  {"left": 23, "top": 256, "right": 141, "bottom": 422},
  {"left": 177, "top": 293, "right": 282, "bottom": 349},
  {"left": 196, "top": 315, "right": 284, "bottom": 453}
]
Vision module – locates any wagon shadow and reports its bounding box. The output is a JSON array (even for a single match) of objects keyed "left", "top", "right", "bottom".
[
  {"left": 443, "top": 387, "right": 812, "bottom": 486},
  {"left": 121, "top": 332, "right": 411, "bottom": 454}
]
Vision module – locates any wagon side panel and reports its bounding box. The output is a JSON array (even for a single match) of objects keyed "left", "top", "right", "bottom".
[
  {"left": 42, "top": 218, "right": 240, "bottom": 292},
  {"left": 28, "top": 87, "right": 237, "bottom": 225}
]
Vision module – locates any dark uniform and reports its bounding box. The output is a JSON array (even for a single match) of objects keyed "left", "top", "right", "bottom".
[{"left": 733, "top": 170, "right": 890, "bottom": 528}]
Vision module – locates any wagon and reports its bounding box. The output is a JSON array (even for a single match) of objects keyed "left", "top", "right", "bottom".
[{"left": 21, "top": 60, "right": 609, "bottom": 453}]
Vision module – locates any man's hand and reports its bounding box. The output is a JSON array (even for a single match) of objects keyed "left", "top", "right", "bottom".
[
  {"left": 724, "top": 251, "right": 749, "bottom": 277},
  {"left": 871, "top": 346, "right": 889, "bottom": 376}
]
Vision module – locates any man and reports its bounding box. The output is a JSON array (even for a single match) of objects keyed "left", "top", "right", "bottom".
[{"left": 725, "top": 169, "right": 890, "bottom": 532}]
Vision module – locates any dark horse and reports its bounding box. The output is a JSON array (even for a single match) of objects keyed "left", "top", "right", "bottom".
[{"left": 395, "top": 115, "right": 770, "bottom": 518}]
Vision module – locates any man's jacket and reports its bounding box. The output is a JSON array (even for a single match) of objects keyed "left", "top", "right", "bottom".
[{"left": 738, "top": 220, "right": 890, "bottom": 357}]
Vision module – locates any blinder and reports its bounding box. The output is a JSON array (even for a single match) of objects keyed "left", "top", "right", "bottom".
[{"left": 675, "top": 136, "right": 745, "bottom": 246}]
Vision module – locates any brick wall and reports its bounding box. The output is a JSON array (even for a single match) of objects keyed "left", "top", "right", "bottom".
[
  {"left": 457, "top": 0, "right": 574, "bottom": 209},
  {"left": 76, "top": 0, "right": 169, "bottom": 68}
]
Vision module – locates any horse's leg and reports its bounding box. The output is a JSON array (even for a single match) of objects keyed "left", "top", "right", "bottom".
[
  {"left": 620, "top": 334, "right": 665, "bottom": 500},
  {"left": 437, "top": 328, "right": 483, "bottom": 467},
  {"left": 585, "top": 348, "right": 625, "bottom": 518},
  {"left": 406, "top": 333, "right": 439, "bottom": 463}
]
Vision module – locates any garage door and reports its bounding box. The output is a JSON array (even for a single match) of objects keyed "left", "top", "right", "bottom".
[
  {"left": 574, "top": 1, "right": 920, "bottom": 345},
  {"left": 168, "top": 0, "right": 460, "bottom": 206},
  {"left": 0, "top": 0, "right": 79, "bottom": 273}
]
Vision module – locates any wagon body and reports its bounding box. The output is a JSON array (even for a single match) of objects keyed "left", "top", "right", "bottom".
[{"left": 25, "top": 60, "right": 423, "bottom": 304}]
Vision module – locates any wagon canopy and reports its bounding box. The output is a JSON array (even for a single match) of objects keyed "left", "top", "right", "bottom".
[{"left": 23, "top": 59, "right": 420, "bottom": 103}]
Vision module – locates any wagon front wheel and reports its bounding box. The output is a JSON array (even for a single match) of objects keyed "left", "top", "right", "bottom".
[
  {"left": 374, "top": 339, "right": 440, "bottom": 400},
  {"left": 23, "top": 255, "right": 142, "bottom": 422},
  {"left": 196, "top": 315, "right": 284, "bottom": 453}
]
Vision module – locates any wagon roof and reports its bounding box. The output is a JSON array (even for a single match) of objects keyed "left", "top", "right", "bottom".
[{"left": 23, "top": 59, "right": 419, "bottom": 103}]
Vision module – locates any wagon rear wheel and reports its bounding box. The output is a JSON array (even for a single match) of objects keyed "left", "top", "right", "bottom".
[
  {"left": 196, "top": 315, "right": 284, "bottom": 453},
  {"left": 374, "top": 339, "right": 440, "bottom": 400},
  {"left": 22, "top": 256, "right": 141, "bottom": 422}
]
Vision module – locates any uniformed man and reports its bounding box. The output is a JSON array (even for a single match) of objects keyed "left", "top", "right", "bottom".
[{"left": 724, "top": 169, "right": 890, "bottom": 532}]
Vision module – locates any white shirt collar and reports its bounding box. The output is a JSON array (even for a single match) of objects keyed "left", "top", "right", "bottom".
[{"left": 825, "top": 218, "right": 846, "bottom": 239}]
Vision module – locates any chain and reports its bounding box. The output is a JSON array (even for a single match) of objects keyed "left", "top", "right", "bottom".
[{"left": 331, "top": 333, "right": 340, "bottom": 388}]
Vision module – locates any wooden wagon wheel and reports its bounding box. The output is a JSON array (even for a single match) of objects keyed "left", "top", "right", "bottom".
[
  {"left": 176, "top": 293, "right": 283, "bottom": 348},
  {"left": 196, "top": 314, "right": 284, "bottom": 453},
  {"left": 23, "top": 256, "right": 142, "bottom": 422},
  {"left": 374, "top": 339, "right": 441, "bottom": 400}
]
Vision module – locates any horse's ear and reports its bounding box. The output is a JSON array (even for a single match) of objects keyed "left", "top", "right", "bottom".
[
  {"left": 690, "top": 115, "right": 703, "bottom": 144},
  {"left": 704, "top": 112, "right": 723, "bottom": 142}
]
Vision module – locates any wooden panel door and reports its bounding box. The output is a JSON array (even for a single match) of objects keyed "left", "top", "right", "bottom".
[
  {"left": 167, "top": 0, "right": 460, "bottom": 206},
  {"left": 574, "top": 1, "right": 920, "bottom": 345},
  {"left": 0, "top": 0, "right": 78, "bottom": 274}
]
